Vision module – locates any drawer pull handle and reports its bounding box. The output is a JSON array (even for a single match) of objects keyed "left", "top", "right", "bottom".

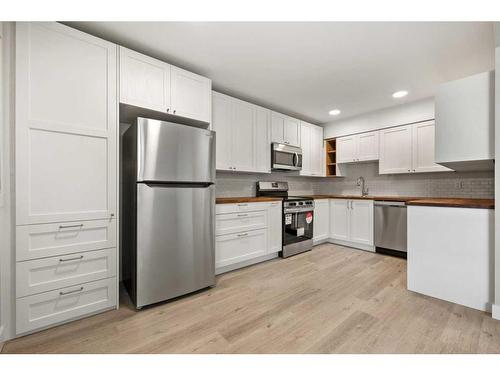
[
  {"left": 59, "top": 255, "right": 84, "bottom": 262},
  {"left": 237, "top": 214, "right": 248, "bottom": 217},
  {"left": 59, "top": 224, "right": 83, "bottom": 229},
  {"left": 238, "top": 203, "right": 248, "bottom": 207},
  {"left": 237, "top": 233, "right": 248, "bottom": 237},
  {"left": 59, "top": 287, "right": 84, "bottom": 296}
]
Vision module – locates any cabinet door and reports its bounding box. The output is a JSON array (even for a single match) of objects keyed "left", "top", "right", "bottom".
[
  {"left": 267, "top": 201, "right": 282, "bottom": 253},
  {"left": 215, "top": 229, "right": 267, "bottom": 269},
  {"left": 254, "top": 106, "right": 271, "bottom": 173},
  {"left": 349, "top": 200, "right": 374, "bottom": 248},
  {"left": 212, "top": 92, "right": 233, "bottom": 171},
  {"left": 357, "top": 131, "right": 379, "bottom": 161},
  {"left": 119, "top": 47, "right": 171, "bottom": 112},
  {"left": 412, "top": 121, "right": 452, "bottom": 173},
  {"left": 379, "top": 125, "right": 413, "bottom": 174},
  {"left": 330, "top": 199, "right": 350, "bottom": 241},
  {"left": 16, "top": 22, "right": 117, "bottom": 224},
  {"left": 299, "top": 123, "right": 312, "bottom": 176},
  {"left": 231, "top": 100, "right": 255, "bottom": 172},
  {"left": 271, "top": 112, "right": 285, "bottom": 144},
  {"left": 311, "top": 125, "right": 325, "bottom": 176},
  {"left": 170, "top": 66, "right": 211, "bottom": 123},
  {"left": 336, "top": 135, "right": 357, "bottom": 163},
  {"left": 284, "top": 117, "right": 301, "bottom": 146},
  {"left": 313, "top": 199, "right": 330, "bottom": 243}
]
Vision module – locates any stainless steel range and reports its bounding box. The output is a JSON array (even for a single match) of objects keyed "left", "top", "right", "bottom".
[{"left": 257, "top": 181, "right": 314, "bottom": 258}]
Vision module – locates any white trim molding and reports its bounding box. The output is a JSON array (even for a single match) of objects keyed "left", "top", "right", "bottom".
[{"left": 493, "top": 304, "right": 500, "bottom": 320}]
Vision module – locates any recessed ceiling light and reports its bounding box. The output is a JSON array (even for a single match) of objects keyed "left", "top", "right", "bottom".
[
  {"left": 392, "top": 90, "right": 408, "bottom": 98},
  {"left": 329, "top": 109, "right": 341, "bottom": 116}
]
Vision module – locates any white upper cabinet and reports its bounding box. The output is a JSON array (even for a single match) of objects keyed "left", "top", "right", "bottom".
[
  {"left": 336, "top": 135, "right": 357, "bottom": 163},
  {"left": 16, "top": 22, "right": 118, "bottom": 224},
  {"left": 119, "top": 47, "right": 170, "bottom": 113},
  {"left": 379, "top": 121, "right": 452, "bottom": 175},
  {"left": 254, "top": 106, "right": 271, "bottom": 173},
  {"left": 337, "top": 131, "right": 379, "bottom": 163},
  {"left": 300, "top": 122, "right": 324, "bottom": 177},
  {"left": 119, "top": 47, "right": 211, "bottom": 123},
  {"left": 212, "top": 92, "right": 270, "bottom": 173},
  {"left": 212, "top": 93, "right": 233, "bottom": 171},
  {"left": 379, "top": 125, "right": 413, "bottom": 174},
  {"left": 412, "top": 121, "right": 451, "bottom": 173},
  {"left": 357, "top": 131, "right": 379, "bottom": 161},
  {"left": 230, "top": 99, "right": 255, "bottom": 171},
  {"left": 170, "top": 66, "right": 211, "bottom": 123},
  {"left": 271, "top": 111, "right": 300, "bottom": 147}
]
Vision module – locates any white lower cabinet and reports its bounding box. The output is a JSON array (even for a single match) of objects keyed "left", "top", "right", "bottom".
[
  {"left": 329, "top": 199, "right": 374, "bottom": 251},
  {"left": 16, "top": 248, "right": 117, "bottom": 298},
  {"left": 16, "top": 277, "right": 117, "bottom": 335},
  {"left": 216, "top": 229, "right": 268, "bottom": 269},
  {"left": 215, "top": 201, "right": 282, "bottom": 274},
  {"left": 313, "top": 199, "right": 330, "bottom": 243}
]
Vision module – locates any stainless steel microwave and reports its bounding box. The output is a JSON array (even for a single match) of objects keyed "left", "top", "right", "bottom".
[{"left": 271, "top": 143, "right": 303, "bottom": 171}]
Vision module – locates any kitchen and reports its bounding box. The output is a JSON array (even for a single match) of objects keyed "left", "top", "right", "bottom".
[{"left": 0, "top": 19, "right": 499, "bottom": 358}]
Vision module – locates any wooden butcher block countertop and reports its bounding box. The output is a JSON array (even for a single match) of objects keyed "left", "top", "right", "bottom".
[
  {"left": 216, "top": 196, "right": 283, "bottom": 204},
  {"left": 405, "top": 198, "right": 494, "bottom": 209},
  {"left": 307, "top": 195, "right": 494, "bottom": 209}
]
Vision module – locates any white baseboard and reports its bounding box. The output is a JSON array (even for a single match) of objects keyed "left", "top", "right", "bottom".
[
  {"left": 492, "top": 304, "right": 500, "bottom": 320},
  {"left": 328, "top": 238, "right": 375, "bottom": 252},
  {"left": 0, "top": 325, "right": 4, "bottom": 352},
  {"left": 216, "top": 252, "right": 279, "bottom": 275}
]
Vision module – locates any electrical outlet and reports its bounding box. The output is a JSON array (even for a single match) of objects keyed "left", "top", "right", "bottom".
[{"left": 455, "top": 180, "right": 464, "bottom": 189}]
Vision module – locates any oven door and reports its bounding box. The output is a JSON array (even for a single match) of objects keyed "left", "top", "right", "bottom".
[
  {"left": 282, "top": 209, "right": 313, "bottom": 257},
  {"left": 272, "top": 143, "right": 303, "bottom": 171}
]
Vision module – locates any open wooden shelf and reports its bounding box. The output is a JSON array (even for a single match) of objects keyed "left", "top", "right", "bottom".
[{"left": 325, "top": 138, "right": 338, "bottom": 176}]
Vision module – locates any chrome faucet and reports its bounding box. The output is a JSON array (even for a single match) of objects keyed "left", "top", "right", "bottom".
[{"left": 356, "top": 176, "right": 369, "bottom": 196}]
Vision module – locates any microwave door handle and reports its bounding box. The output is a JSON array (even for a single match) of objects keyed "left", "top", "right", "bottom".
[{"left": 293, "top": 152, "right": 298, "bottom": 167}]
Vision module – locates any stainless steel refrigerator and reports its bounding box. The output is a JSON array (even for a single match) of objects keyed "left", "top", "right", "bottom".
[{"left": 122, "top": 117, "right": 215, "bottom": 309}]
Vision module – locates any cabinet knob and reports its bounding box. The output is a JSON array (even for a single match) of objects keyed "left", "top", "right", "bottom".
[
  {"left": 173, "top": 110, "right": 177, "bottom": 114},
  {"left": 166, "top": 108, "right": 170, "bottom": 113},
  {"left": 408, "top": 169, "right": 410, "bottom": 172}
]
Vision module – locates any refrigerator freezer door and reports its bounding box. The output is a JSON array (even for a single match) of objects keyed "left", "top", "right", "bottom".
[
  {"left": 135, "top": 182, "right": 215, "bottom": 308},
  {"left": 137, "top": 118, "right": 215, "bottom": 183}
]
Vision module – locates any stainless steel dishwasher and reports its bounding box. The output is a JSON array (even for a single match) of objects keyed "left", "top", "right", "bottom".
[{"left": 374, "top": 201, "right": 407, "bottom": 258}]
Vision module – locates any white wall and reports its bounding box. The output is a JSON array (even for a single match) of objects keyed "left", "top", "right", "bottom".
[
  {"left": 0, "top": 22, "right": 14, "bottom": 341},
  {"left": 322, "top": 97, "right": 435, "bottom": 139},
  {"left": 494, "top": 27, "right": 500, "bottom": 320}
]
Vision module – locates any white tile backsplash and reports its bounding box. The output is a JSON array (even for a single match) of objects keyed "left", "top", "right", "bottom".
[{"left": 216, "top": 162, "right": 494, "bottom": 199}]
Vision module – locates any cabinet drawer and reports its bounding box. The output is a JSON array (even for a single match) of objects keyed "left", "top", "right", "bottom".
[
  {"left": 16, "top": 219, "right": 116, "bottom": 261},
  {"left": 216, "top": 229, "right": 267, "bottom": 268},
  {"left": 16, "top": 248, "right": 117, "bottom": 298},
  {"left": 216, "top": 211, "right": 267, "bottom": 236},
  {"left": 216, "top": 202, "right": 271, "bottom": 214},
  {"left": 16, "top": 277, "right": 117, "bottom": 335}
]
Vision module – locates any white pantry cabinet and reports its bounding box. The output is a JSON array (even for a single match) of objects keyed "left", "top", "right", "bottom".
[
  {"left": 379, "top": 121, "right": 451, "bottom": 174},
  {"left": 271, "top": 111, "right": 301, "bottom": 147},
  {"left": 313, "top": 199, "right": 330, "bottom": 244},
  {"left": 215, "top": 201, "right": 281, "bottom": 274},
  {"left": 119, "top": 47, "right": 211, "bottom": 123},
  {"left": 337, "top": 131, "right": 379, "bottom": 163},
  {"left": 16, "top": 22, "right": 117, "bottom": 225},
  {"left": 300, "top": 122, "right": 325, "bottom": 177},
  {"left": 212, "top": 92, "right": 270, "bottom": 173},
  {"left": 15, "top": 22, "right": 119, "bottom": 335},
  {"left": 329, "top": 199, "right": 374, "bottom": 251}
]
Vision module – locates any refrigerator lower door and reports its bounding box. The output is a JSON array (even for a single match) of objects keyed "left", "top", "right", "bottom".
[{"left": 135, "top": 182, "right": 215, "bottom": 308}]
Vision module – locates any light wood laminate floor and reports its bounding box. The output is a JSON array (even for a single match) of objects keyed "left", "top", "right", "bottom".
[{"left": 3, "top": 244, "right": 500, "bottom": 353}]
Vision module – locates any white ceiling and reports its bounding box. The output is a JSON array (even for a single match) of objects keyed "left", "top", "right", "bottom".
[{"left": 69, "top": 22, "right": 494, "bottom": 124}]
